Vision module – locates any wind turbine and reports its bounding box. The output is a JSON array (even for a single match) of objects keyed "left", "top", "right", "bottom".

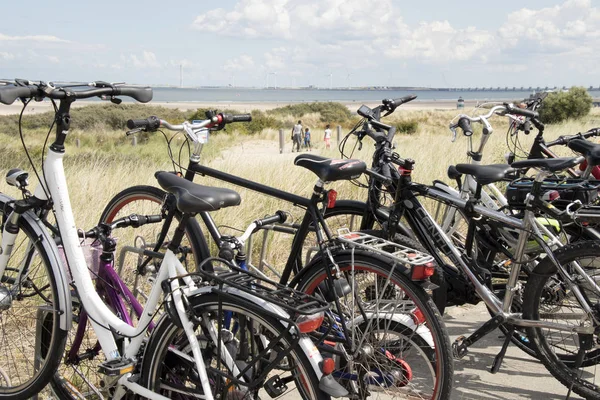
[
  {"left": 267, "top": 71, "right": 277, "bottom": 88},
  {"left": 326, "top": 72, "right": 333, "bottom": 89},
  {"left": 345, "top": 69, "right": 353, "bottom": 89}
]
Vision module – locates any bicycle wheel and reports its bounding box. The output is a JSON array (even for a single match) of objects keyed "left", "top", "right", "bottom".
[
  {"left": 0, "top": 200, "right": 68, "bottom": 399},
  {"left": 48, "top": 291, "right": 119, "bottom": 400},
  {"left": 99, "top": 185, "right": 208, "bottom": 307},
  {"left": 140, "top": 293, "right": 329, "bottom": 400},
  {"left": 523, "top": 241, "right": 600, "bottom": 399},
  {"left": 296, "top": 250, "right": 453, "bottom": 400},
  {"left": 48, "top": 185, "right": 209, "bottom": 400}
]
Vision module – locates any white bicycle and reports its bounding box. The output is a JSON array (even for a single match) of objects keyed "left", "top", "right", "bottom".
[{"left": 0, "top": 80, "right": 334, "bottom": 400}]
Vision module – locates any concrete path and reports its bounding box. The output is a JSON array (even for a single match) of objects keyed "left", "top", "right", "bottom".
[{"left": 445, "top": 303, "right": 583, "bottom": 400}]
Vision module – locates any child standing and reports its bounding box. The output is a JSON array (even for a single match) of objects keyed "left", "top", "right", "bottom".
[
  {"left": 304, "top": 127, "right": 312, "bottom": 151},
  {"left": 324, "top": 124, "right": 332, "bottom": 149}
]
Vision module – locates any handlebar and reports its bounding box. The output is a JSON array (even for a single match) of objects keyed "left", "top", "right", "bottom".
[
  {"left": 0, "top": 81, "right": 152, "bottom": 105},
  {"left": 545, "top": 128, "right": 600, "bottom": 148},
  {"left": 457, "top": 117, "right": 473, "bottom": 136},
  {"left": 449, "top": 103, "right": 544, "bottom": 138},
  {"left": 505, "top": 103, "right": 539, "bottom": 119},
  {"left": 127, "top": 113, "right": 253, "bottom": 134},
  {"left": 382, "top": 95, "right": 417, "bottom": 111}
]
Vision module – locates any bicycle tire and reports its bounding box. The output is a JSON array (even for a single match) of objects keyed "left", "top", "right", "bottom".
[
  {"left": 0, "top": 199, "right": 68, "bottom": 399},
  {"left": 299, "top": 203, "right": 447, "bottom": 313},
  {"left": 140, "top": 293, "right": 330, "bottom": 400},
  {"left": 523, "top": 241, "right": 600, "bottom": 399},
  {"left": 99, "top": 185, "right": 208, "bottom": 305},
  {"left": 49, "top": 185, "right": 210, "bottom": 400},
  {"left": 296, "top": 250, "right": 453, "bottom": 400}
]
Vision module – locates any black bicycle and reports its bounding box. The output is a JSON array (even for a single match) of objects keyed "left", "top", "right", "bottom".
[{"left": 79, "top": 112, "right": 454, "bottom": 400}]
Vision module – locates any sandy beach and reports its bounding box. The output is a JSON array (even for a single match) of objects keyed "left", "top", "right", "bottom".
[{"left": 0, "top": 99, "right": 488, "bottom": 116}]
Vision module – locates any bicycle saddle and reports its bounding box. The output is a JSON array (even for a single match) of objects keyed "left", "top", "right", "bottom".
[
  {"left": 568, "top": 139, "right": 600, "bottom": 166},
  {"left": 294, "top": 154, "right": 366, "bottom": 182},
  {"left": 155, "top": 171, "right": 241, "bottom": 213},
  {"left": 453, "top": 164, "right": 514, "bottom": 185},
  {"left": 511, "top": 157, "right": 582, "bottom": 173}
]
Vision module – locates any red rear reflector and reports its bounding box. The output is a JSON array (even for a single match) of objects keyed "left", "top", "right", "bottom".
[
  {"left": 412, "top": 308, "right": 426, "bottom": 325},
  {"left": 543, "top": 190, "right": 560, "bottom": 202},
  {"left": 296, "top": 312, "right": 325, "bottom": 333},
  {"left": 327, "top": 190, "right": 337, "bottom": 208},
  {"left": 411, "top": 262, "right": 435, "bottom": 280},
  {"left": 322, "top": 358, "right": 335, "bottom": 375}
]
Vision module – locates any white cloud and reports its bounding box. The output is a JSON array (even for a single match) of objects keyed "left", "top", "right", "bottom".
[
  {"left": 498, "top": 0, "right": 600, "bottom": 54},
  {"left": 191, "top": 0, "right": 600, "bottom": 80},
  {"left": 0, "top": 33, "right": 70, "bottom": 43},
  {"left": 223, "top": 55, "right": 255, "bottom": 71},
  {"left": 0, "top": 52, "right": 14, "bottom": 60},
  {"left": 125, "top": 51, "right": 161, "bottom": 68}
]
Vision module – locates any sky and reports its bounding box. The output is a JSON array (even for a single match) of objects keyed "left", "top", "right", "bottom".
[{"left": 1, "top": 0, "right": 599, "bottom": 88}]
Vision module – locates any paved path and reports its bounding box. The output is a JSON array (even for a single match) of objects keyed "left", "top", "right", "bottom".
[{"left": 445, "top": 303, "right": 583, "bottom": 400}]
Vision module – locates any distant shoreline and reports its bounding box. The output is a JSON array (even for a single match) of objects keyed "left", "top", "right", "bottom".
[{"left": 0, "top": 98, "right": 521, "bottom": 116}]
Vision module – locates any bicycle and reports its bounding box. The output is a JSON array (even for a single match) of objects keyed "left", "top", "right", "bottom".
[
  {"left": 0, "top": 80, "right": 334, "bottom": 400},
  {"left": 333, "top": 98, "right": 600, "bottom": 397},
  {"left": 98, "top": 112, "right": 455, "bottom": 399}
]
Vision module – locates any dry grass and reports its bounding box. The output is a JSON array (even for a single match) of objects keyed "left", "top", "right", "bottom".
[{"left": 1, "top": 107, "right": 599, "bottom": 268}]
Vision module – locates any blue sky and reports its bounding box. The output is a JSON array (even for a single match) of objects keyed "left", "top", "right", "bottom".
[{"left": 1, "top": 0, "right": 598, "bottom": 88}]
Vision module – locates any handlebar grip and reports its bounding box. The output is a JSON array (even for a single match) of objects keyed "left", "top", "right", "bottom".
[
  {"left": 0, "top": 85, "right": 38, "bottom": 105},
  {"left": 583, "top": 128, "right": 600, "bottom": 138},
  {"left": 221, "top": 113, "right": 252, "bottom": 123},
  {"left": 387, "top": 95, "right": 417, "bottom": 108},
  {"left": 458, "top": 117, "right": 473, "bottom": 136},
  {"left": 126, "top": 116, "right": 161, "bottom": 131},
  {"left": 255, "top": 210, "right": 287, "bottom": 227},
  {"left": 115, "top": 86, "right": 153, "bottom": 103},
  {"left": 506, "top": 104, "right": 539, "bottom": 119}
]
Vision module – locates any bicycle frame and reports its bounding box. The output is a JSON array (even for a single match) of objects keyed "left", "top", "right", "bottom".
[
  {"left": 0, "top": 100, "right": 246, "bottom": 400},
  {"left": 398, "top": 172, "right": 599, "bottom": 334},
  {"left": 66, "top": 243, "right": 156, "bottom": 371}
]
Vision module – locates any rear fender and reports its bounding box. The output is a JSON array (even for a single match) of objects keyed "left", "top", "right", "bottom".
[
  {"left": 186, "top": 286, "right": 348, "bottom": 396},
  {"left": 351, "top": 312, "right": 434, "bottom": 348}
]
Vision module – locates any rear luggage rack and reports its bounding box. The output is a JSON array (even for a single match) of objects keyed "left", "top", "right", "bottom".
[
  {"left": 336, "top": 230, "right": 434, "bottom": 266},
  {"left": 181, "top": 257, "right": 330, "bottom": 316}
]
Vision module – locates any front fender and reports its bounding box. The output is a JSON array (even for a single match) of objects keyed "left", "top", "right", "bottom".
[{"left": 0, "top": 193, "right": 72, "bottom": 331}]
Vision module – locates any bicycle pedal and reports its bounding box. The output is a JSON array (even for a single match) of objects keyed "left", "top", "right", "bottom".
[
  {"left": 98, "top": 358, "right": 135, "bottom": 377},
  {"left": 265, "top": 375, "right": 287, "bottom": 398},
  {"left": 452, "top": 335, "right": 469, "bottom": 359}
]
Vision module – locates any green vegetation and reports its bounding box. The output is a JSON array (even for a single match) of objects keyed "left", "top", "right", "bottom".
[
  {"left": 269, "top": 102, "right": 353, "bottom": 124},
  {"left": 396, "top": 120, "right": 419, "bottom": 135},
  {"left": 538, "top": 87, "right": 593, "bottom": 124}
]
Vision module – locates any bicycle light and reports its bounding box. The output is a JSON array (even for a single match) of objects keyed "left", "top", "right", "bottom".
[
  {"left": 411, "top": 262, "right": 435, "bottom": 280},
  {"left": 327, "top": 190, "right": 337, "bottom": 208},
  {"left": 321, "top": 357, "right": 335, "bottom": 375},
  {"left": 542, "top": 190, "right": 560, "bottom": 202},
  {"left": 296, "top": 311, "right": 325, "bottom": 333}
]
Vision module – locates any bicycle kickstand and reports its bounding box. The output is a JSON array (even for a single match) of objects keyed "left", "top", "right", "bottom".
[
  {"left": 490, "top": 325, "right": 514, "bottom": 374},
  {"left": 452, "top": 314, "right": 505, "bottom": 359}
]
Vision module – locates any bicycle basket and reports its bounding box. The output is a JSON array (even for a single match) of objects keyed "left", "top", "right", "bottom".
[{"left": 58, "top": 239, "right": 103, "bottom": 281}]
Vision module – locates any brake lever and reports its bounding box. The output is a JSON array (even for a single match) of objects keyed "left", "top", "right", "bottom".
[
  {"left": 126, "top": 128, "right": 144, "bottom": 136},
  {"left": 450, "top": 127, "right": 458, "bottom": 142}
]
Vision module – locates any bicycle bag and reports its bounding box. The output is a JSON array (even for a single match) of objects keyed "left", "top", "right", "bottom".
[{"left": 505, "top": 178, "right": 600, "bottom": 210}]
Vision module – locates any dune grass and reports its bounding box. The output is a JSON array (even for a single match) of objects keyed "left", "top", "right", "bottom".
[{"left": 0, "top": 105, "right": 599, "bottom": 268}]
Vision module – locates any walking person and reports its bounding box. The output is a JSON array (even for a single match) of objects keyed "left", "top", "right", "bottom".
[
  {"left": 304, "top": 127, "right": 312, "bottom": 151},
  {"left": 291, "top": 120, "right": 303, "bottom": 152},
  {"left": 324, "top": 124, "right": 332, "bottom": 150}
]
